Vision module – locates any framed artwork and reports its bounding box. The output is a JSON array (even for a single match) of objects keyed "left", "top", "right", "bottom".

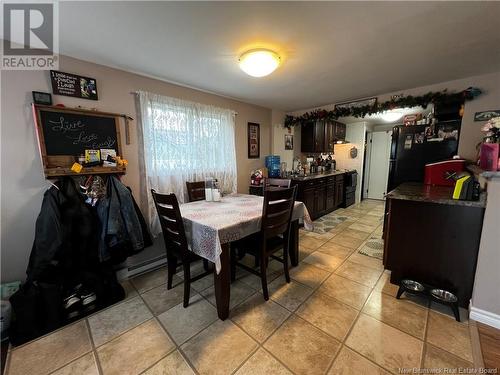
[
  {"left": 334, "top": 97, "right": 377, "bottom": 111},
  {"left": 285, "top": 134, "right": 293, "bottom": 150},
  {"left": 248, "top": 122, "right": 260, "bottom": 158},
  {"left": 474, "top": 110, "right": 500, "bottom": 122},
  {"left": 32, "top": 91, "right": 52, "bottom": 105}
]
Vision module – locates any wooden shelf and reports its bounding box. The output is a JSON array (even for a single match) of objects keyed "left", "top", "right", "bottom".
[{"left": 45, "top": 166, "right": 126, "bottom": 178}]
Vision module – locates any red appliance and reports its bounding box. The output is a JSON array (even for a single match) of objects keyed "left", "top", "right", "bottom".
[{"left": 424, "top": 160, "right": 465, "bottom": 186}]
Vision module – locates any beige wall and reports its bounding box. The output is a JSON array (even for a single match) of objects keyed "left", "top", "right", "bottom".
[
  {"left": 288, "top": 71, "right": 500, "bottom": 161},
  {"left": 0, "top": 55, "right": 272, "bottom": 282},
  {"left": 271, "top": 110, "right": 295, "bottom": 169}
]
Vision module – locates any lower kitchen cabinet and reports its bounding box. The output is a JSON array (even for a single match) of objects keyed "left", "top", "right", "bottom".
[{"left": 292, "top": 173, "right": 345, "bottom": 219}]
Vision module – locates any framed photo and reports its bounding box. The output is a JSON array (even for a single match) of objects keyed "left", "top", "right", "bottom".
[
  {"left": 32, "top": 91, "right": 52, "bottom": 105},
  {"left": 335, "top": 97, "right": 377, "bottom": 111},
  {"left": 247, "top": 122, "right": 260, "bottom": 159},
  {"left": 474, "top": 110, "right": 500, "bottom": 122},
  {"left": 285, "top": 134, "right": 293, "bottom": 150}
]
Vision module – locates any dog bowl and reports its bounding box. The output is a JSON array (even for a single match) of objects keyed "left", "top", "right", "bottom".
[
  {"left": 401, "top": 279, "right": 425, "bottom": 292},
  {"left": 430, "top": 289, "right": 458, "bottom": 303}
]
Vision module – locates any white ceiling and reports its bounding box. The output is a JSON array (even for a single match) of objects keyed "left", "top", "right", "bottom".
[{"left": 58, "top": 2, "right": 500, "bottom": 111}]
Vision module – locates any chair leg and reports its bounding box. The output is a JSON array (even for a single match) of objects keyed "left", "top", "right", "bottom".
[
  {"left": 260, "top": 255, "right": 269, "bottom": 300},
  {"left": 203, "top": 259, "right": 210, "bottom": 271},
  {"left": 167, "top": 256, "right": 177, "bottom": 290},
  {"left": 283, "top": 246, "right": 291, "bottom": 283},
  {"left": 182, "top": 260, "right": 191, "bottom": 308},
  {"left": 230, "top": 247, "right": 236, "bottom": 282}
]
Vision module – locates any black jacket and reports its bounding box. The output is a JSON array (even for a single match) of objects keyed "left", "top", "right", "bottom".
[{"left": 27, "top": 178, "right": 97, "bottom": 286}]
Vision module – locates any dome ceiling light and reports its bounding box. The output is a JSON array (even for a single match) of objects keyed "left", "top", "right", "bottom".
[
  {"left": 380, "top": 110, "right": 404, "bottom": 122},
  {"left": 239, "top": 49, "right": 281, "bottom": 78}
]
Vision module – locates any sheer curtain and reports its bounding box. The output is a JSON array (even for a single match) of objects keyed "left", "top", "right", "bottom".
[{"left": 136, "top": 91, "right": 237, "bottom": 236}]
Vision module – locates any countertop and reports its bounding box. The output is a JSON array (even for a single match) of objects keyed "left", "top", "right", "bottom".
[
  {"left": 386, "top": 182, "right": 486, "bottom": 208},
  {"left": 289, "top": 170, "right": 349, "bottom": 181}
]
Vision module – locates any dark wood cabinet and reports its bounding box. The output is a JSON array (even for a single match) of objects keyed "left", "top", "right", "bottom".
[
  {"left": 384, "top": 193, "right": 485, "bottom": 308},
  {"left": 324, "top": 122, "right": 335, "bottom": 152},
  {"left": 293, "top": 173, "right": 345, "bottom": 219},
  {"left": 301, "top": 121, "right": 344, "bottom": 153},
  {"left": 334, "top": 176, "right": 344, "bottom": 207}
]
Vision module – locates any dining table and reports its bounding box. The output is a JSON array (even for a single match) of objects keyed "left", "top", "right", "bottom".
[{"left": 179, "top": 193, "right": 313, "bottom": 319}]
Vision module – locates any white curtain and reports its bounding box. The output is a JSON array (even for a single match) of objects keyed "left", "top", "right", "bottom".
[{"left": 136, "top": 91, "right": 237, "bottom": 236}]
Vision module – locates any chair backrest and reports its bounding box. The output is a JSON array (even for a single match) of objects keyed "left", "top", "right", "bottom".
[
  {"left": 186, "top": 181, "right": 206, "bottom": 202},
  {"left": 265, "top": 178, "right": 291, "bottom": 189},
  {"left": 151, "top": 189, "right": 189, "bottom": 258},
  {"left": 261, "top": 186, "right": 297, "bottom": 240}
]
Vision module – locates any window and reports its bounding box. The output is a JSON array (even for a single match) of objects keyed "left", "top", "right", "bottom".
[{"left": 137, "top": 91, "right": 237, "bottom": 235}]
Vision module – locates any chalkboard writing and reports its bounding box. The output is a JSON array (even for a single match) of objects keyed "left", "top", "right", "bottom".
[
  {"left": 39, "top": 109, "right": 119, "bottom": 156},
  {"left": 50, "top": 70, "right": 98, "bottom": 100}
]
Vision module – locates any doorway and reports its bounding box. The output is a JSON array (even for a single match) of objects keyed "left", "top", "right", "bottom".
[{"left": 364, "top": 130, "right": 392, "bottom": 200}]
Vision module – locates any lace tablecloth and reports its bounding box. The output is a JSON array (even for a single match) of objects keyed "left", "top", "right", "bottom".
[{"left": 179, "top": 194, "right": 313, "bottom": 273}]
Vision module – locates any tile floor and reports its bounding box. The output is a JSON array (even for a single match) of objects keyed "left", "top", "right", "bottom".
[{"left": 5, "top": 199, "right": 481, "bottom": 375}]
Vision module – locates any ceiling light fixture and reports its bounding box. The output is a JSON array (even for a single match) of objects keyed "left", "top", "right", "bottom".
[
  {"left": 239, "top": 49, "right": 280, "bottom": 77},
  {"left": 380, "top": 110, "right": 403, "bottom": 122}
]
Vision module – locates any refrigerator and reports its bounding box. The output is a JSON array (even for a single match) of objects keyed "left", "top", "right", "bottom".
[{"left": 387, "top": 120, "right": 461, "bottom": 192}]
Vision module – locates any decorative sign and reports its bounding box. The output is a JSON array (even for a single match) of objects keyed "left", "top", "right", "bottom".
[
  {"left": 474, "top": 110, "right": 500, "bottom": 122},
  {"left": 391, "top": 94, "right": 404, "bottom": 101},
  {"left": 50, "top": 70, "right": 98, "bottom": 100},
  {"left": 335, "top": 97, "right": 377, "bottom": 111},
  {"left": 247, "top": 122, "right": 260, "bottom": 159}
]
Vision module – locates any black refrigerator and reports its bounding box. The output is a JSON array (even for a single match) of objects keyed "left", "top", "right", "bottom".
[{"left": 387, "top": 120, "right": 461, "bottom": 192}]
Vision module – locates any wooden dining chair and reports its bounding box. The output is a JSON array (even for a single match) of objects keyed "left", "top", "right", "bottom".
[
  {"left": 265, "top": 178, "right": 291, "bottom": 189},
  {"left": 186, "top": 181, "right": 206, "bottom": 202},
  {"left": 151, "top": 189, "right": 212, "bottom": 307},
  {"left": 230, "top": 186, "right": 297, "bottom": 300}
]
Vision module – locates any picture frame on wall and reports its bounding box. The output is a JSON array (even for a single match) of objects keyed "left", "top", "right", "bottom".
[
  {"left": 248, "top": 122, "right": 260, "bottom": 159},
  {"left": 32, "top": 91, "right": 52, "bottom": 105},
  {"left": 285, "top": 134, "right": 293, "bottom": 150}
]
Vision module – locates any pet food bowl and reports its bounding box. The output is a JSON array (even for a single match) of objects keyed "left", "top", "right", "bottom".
[
  {"left": 430, "top": 289, "right": 458, "bottom": 303},
  {"left": 401, "top": 279, "right": 425, "bottom": 292}
]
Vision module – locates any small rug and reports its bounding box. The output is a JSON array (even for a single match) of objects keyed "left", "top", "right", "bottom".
[
  {"left": 312, "top": 215, "right": 348, "bottom": 234},
  {"left": 358, "top": 236, "right": 384, "bottom": 260}
]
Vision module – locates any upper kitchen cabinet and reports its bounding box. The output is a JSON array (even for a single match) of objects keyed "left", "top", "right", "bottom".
[
  {"left": 301, "top": 120, "right": 346, "bottom": 153},
  {"left": 301, "top": 121, "right": 325, "bottom": 153}
]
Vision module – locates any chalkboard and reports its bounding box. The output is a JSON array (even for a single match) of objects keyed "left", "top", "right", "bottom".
[
  {"left": 36, "top": 107, "right": 120, "bottom": 156},
  {"left": 32, "top": 105, "right": 127, "bottom": 177}
]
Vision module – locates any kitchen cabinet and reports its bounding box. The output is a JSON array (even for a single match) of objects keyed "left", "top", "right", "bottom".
[
  {"left": 334, "top": 175, "right": 344, "bottom": 207},
  {"left": 301, "top": 120, "right": 346, "bottom": 153},
  {"left": 384, "top": 183, "right": 485, "bottom": 308},
  {"left": 292, "top": 173, "right": 345, "bottom": 219},
  {"left": 324, "top": 122, "right": 335, "bottom": 152}
]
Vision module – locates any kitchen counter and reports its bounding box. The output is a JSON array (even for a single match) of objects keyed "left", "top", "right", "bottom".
[
  {"left": 386, "top": 182, "right": 486, "bottom": 208},
  {"left": 289, "top": 170, "right": 347, "bottom": 181}
]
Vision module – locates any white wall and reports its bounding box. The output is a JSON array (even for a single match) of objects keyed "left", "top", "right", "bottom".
[
  {"left": 333, "top": 122, "right": 367, "bottom": 203},
  {"left": 471, "top": 177, "right": 500, "bottom": 328}
]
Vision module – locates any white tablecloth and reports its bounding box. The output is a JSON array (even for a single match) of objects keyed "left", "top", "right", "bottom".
[{"left": 179, "top": 194, "right": 313, "bottom": 273}]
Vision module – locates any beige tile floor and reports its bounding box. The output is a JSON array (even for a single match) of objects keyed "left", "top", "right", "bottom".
[{"left": 5, "top": 199, "right": 479, "bottom": 375}]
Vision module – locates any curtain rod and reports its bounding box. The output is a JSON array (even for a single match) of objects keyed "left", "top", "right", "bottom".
[{"left": 131, "top": 91, "right": 238, "bottom": 115}]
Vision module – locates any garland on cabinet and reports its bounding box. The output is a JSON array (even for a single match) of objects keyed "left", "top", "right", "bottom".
[{"left": 284, "top": 87, "right": 482, "bottom": 128}]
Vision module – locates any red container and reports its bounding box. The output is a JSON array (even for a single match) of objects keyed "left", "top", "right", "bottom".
[
  {"left": 424, "top": 160, "right": 465, "bottom": 186},
  {"left": 480, "top": 143, "right": 500, "bottom": 171}
]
